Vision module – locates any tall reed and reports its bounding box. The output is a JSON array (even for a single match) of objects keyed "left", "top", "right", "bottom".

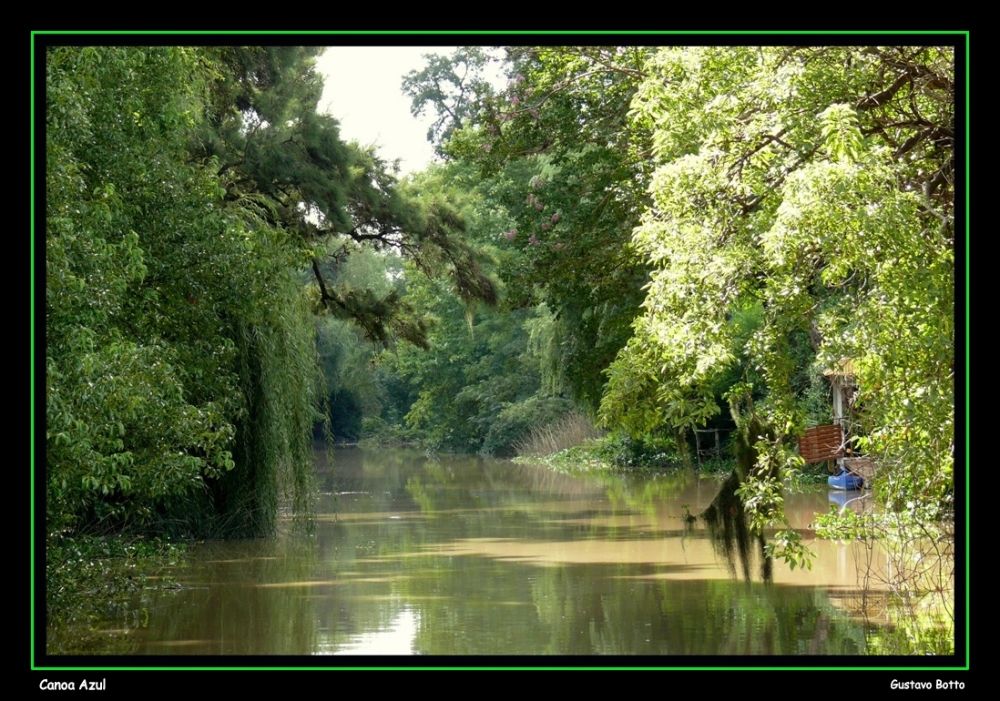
[{"left": 515, "top": 411, "right": 602, "bottom": 457}]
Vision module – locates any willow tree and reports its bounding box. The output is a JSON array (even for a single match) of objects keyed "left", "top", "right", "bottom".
[
  {"left": 44, "top": 45, "right": 323, "bottom": 538},
  {"left": 601, "top": 46, "right": 956, "bottom": 571}
]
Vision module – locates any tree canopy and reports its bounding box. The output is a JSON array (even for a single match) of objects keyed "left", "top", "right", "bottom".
[
  {"left": 43, "top": 45, "right": 500, "bottom": 537},
  {"left": 602, "top": 45, "right": 956, "bottom": 563},
  {"left": 404, "top": 47, "right": 656, "bottom": 413},
  {"left": 395, "top": 43, "right": 957, "bottom": 568},
  {"left": 43, "top": 41, "right": 958, "bottom": 559},
  {"left": 41, "top": 41, "right": 958, "bottom": 658}
]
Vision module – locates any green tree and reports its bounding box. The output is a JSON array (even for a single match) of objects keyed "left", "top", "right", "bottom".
[
  {"left": 607, "top": 46, "right": 954, "bottom": 566},
  {"left": 45, "top": 46, "right": 321, "bottom": 537},
  {"left": 314, "top": 248, "right": 404, "bottom": 440},
  {"left": 46, "top": 44, "right": 511, "bottom": 538},
  {"left": 410, "top": 46, "right": 656, "bottom": 413},
  {"left": 357, "top": 160, "right": 579, "bottom": 456},
  {"left": 196, "top": 47, "right": 498, "bottom": 350},
  {"left": 402, "top": 46, "right": 498, "bottom": 150}
]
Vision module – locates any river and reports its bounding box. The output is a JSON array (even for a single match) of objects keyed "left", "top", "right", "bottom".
[{"left": 79, "top": 446, "right": 889, "bottom": 656}]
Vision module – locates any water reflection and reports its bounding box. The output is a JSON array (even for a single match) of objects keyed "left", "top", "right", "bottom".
[
  {"left": 329, "top": 607, "right": 419, "bottom": 655},
  {"left": 81, "top": 447, "right": 891, "bottom": 655},
  {"left": 700, "top": 470, "right": 771, "bottom": 582}
]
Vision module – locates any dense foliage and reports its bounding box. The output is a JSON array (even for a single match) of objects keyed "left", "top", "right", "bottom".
[
  {"left": 370, "top": 47, "right": 662, "bottom": 456},
  {"left": 442, "top": 47, "right": 656, "bottom": 413},
  {"left": 43, "top": 42, "right": 958, "bottom": 654},
  {"left": 44, "top": 45, "right": 500, "bottom": 538},
  {"left": 369, "top": 164, "right": 576, "bottom": 456},
  {"left": 610, "top": 46, "right": 955, "bottom": 558},
  {"left": 45, "top": 46, "right": 318, "bottom": 538},
  {"left": 394, "top": 44, "right": 956, "bottom": 599}
]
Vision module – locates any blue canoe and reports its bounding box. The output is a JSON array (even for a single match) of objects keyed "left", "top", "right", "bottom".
[{"left": 828, "top": 468, "right": 864, "bottom": 491}]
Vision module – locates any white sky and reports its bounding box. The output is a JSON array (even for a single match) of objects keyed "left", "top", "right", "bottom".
[{"left": 315, "top": 47, "right": 454, "bottom": 175}]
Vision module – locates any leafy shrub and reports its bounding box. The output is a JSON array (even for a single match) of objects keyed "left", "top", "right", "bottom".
[
  {"left": 360, "top": 415, "right": 392, "bottom": 439},
  {"left": 599, "top": 432, "right": 680, "bottom": 469}
]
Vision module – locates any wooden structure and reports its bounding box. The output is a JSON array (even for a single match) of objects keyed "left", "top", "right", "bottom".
[
  {"left": 806, "top": 358, "right": 874, "bottom": 484},
  {"left": 799, "top": 424, "right": 844, "bottom": 465},
  {"left": 695, "top": 428, "right": 729, "bottom": 464},
  {"left": 842, "top": 456, "right": 875, "bottom": 481},
  {"left": 823, "top": 358, "right": 857, "bottom": 434}
]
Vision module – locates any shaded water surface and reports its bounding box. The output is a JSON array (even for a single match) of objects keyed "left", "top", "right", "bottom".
[{"left": 87, "top": 447, "right": 884, "bottom": 655}]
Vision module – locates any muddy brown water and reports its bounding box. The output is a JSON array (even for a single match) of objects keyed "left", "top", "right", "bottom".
[{"left": 69, "top": 447, "right": 898, "bottom": 656}]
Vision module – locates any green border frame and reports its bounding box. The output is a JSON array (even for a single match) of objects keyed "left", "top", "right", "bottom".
[{"left": 31, "top": 29, "right": 969, "bottom": 675}]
